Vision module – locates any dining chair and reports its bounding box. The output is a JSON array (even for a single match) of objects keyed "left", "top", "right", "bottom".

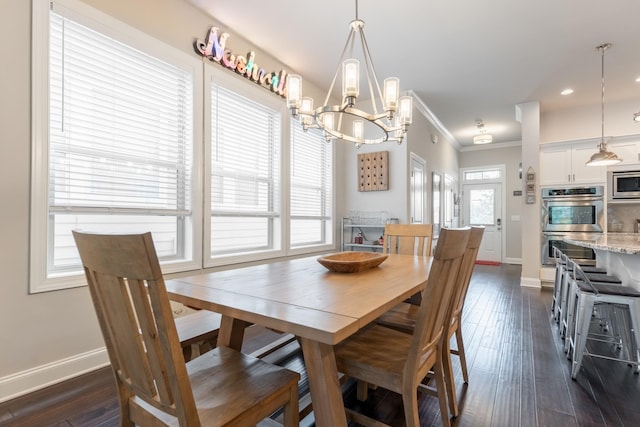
[
  {"left": 375, "top": 226, "right": 484, "bottom": 417},
  {"left": 72, "top": 231, "right": 300, "bottom": 427},
  {"left": 383, "top": 223, "right": 434, "bottom": 257},
  {"left": 175, "top": 309, "right": 221, "bottom": 362},
  {"left": 383, "top": 223, "right": 434, "bottom": 305},
  {"left": 334, "top": 227, "right": 471, "bottom": 427}
]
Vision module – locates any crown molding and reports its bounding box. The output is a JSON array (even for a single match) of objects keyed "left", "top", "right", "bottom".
[{"left": 408, "top": 90, "right": 460, "bottom": 150}]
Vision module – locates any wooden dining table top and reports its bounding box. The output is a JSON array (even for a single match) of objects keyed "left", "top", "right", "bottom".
[
  {"left": 166, "top": 253, "right": 430, "bottom": 427},
  {"left": 165, "top": 253, "right": 430, "bottom": 345}
]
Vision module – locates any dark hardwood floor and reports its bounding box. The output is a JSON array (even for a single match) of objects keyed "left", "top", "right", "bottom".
[{"left": 1, "top": 264, "right": 639, "bottom": 427}]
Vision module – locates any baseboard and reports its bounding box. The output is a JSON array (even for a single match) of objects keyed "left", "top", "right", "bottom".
[
  {"left": 504, "top": 257, "right": 522, "bottom": 265},
  {"left": 0, "top": 348, "right": 109, "bottom": 403},
  {"left": 520, "top": 276, "right": 541, "bottom": 288}
]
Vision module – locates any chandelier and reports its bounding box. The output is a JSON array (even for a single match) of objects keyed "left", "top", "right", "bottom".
[
  {"left": 472, "top": 120, "right": 493, "bottom": 144},
  {"left": 286, "top": 0, "right": 412, "bottom": 147},
  {"left": 585, "top": 43, "right": 622, "bottom": 167}
]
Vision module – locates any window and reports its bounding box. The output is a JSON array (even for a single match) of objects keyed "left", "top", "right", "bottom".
[
  {"left": 206, "top": 72, "right": 282, "bottom": 263},
  {"left": 31, "top": 0, "right": 335, "bottom": 290},
  {"left": 464, "top": 168, "right": 501, "bottom": 182},
  {"left": 31, "top": 0, "right": 202, "bottom": 292},
  {"left": 290, "top": 124, "right": 333, "bottom": 248}
]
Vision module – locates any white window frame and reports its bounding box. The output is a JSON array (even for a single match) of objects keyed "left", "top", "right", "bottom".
[
  {"left": 30, "top": 0, "right": 203, "bottom": 293},
  {"left": 288, "top": 124, "right": 335, "bottom": 254},
  {"left": 203, "top": 65, "right": 286, "bottom": 267}
]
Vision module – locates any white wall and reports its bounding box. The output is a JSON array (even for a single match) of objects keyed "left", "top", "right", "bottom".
[
  {"left": 541, "top": 98, "right": 640, "bottom": 144},
  {"left": 0, "top": 0, "right": 330, "bottom": 402},
  {"left": 339, "top": 102, "right": 460, "bottom": 225}
]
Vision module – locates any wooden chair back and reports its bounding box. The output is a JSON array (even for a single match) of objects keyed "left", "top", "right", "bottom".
[
  {"left": 449, "top": 226, "right": 485, "bottom": 324},
  {"left": 383, "top": 223, "right": 434, "bottom": 257},
  {"left": 406, "top": 227, "right": 470, "bottom": 381},
  {"left": 73, "top": 231, "right": 200, "bottom": 423}
]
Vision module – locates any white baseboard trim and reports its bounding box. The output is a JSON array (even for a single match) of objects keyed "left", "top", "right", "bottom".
[
  {"left": 504, "top": 257, "right": 522, "bottom": 265},
  {"left": 520, "top": 276, "right": 541, "bottom": 288},
  {"left": 0, "top": 348, "right": 109, "bottom": 403}
]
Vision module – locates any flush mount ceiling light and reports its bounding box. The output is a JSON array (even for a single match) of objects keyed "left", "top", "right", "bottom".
[
  {"left": 633, "top": 111, "right": 640, "bottom": 122},
  {"left": 473, "top": 120, "right": 493, "bottom": 144},
  {"left": 286, "top": 0, "right": 412, "bottom": 148},
  {"left": 586, "top": 43, "right": 622, "bottom": 167}
]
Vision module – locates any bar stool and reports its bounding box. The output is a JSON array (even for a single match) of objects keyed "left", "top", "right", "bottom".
[
  {"left": 563, "top": 259, "right": 621, "bottom": 354},
  {"left": 564, "top": 258, "right": 640, "bottom": 379},
  {"left": 556, "top": 252, "right": 618, "bottom": 339},
  {"left": 552, "top": 248, "right": 608, "bottom": 325}
]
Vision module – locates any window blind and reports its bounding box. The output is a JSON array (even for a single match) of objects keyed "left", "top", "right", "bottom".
[
  {"left": 290, "top": 124, "right": 333, "bottom": 247},
  {"left": 210, "top": 84, "right": 281, "bottom": 256},
  {"left": 48, "top": 11, "right": 193, "bottom": 271}
]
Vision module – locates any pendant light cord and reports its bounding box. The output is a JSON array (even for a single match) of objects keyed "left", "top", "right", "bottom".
[
  {"left": 601, "top": 44, "right": 605, "bottom": 144},
  {"left": 597, "top": 43, "right": 611, "bottom": 146}
]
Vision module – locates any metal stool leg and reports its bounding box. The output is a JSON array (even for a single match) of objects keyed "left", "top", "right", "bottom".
[{"left": 571, "top": 293, "right": 596, "bottom": 379}]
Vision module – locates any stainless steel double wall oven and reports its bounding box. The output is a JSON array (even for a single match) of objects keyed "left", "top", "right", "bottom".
[{"left": 541, "top": 186, "right": 604, "bottom": 265}]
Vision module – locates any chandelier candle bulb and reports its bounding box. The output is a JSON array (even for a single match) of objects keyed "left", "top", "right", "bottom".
[
  {"left": 286, "top": 74, "right": 302, "bottom": 111},
  {"left": 383, "top": 77, "right": 399, "bottom": 112},
  {"left": 343, "top": 59, "right": 360, "bottom": 99},
  {"left": 354, "top": 120, "right": 364, "bottom": 139},
  {"left": 398, "top": 96, "right": 413, "bottom": 125},
  {"left": 301, "top": 97, "right": 314, "bottom": 127}
]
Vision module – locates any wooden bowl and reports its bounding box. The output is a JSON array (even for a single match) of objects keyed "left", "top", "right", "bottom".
[{"left": 317, "top": 251, "right": 388, "bottom": 273}]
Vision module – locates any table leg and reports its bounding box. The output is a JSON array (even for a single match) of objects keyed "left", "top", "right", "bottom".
[
  {"left": 217, "top": 315, "right": 251, "bottom": 351},
  {"left": 299, "top": 338, "right": 347, "bottom": 427}
]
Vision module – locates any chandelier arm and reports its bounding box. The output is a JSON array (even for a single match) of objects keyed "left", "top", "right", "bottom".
[
  {"left": 322, "top": 29, "right": 357, "bottom": 107},
  {"left": 359, "top": 29, "right": 385, "bottom": 116}
]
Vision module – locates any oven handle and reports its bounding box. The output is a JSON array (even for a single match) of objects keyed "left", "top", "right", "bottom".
[{"left": 542, "top": 196, "right": 603, "bottom": 203}]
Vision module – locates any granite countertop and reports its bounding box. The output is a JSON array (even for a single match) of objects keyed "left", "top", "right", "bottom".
[{"left": 563, "top": 233, "right": 640, "bottom": 255}]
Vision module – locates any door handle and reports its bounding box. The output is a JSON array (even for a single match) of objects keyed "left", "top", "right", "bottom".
[{"left": 496, "top": 218, "right": 501, "bottom": 226}]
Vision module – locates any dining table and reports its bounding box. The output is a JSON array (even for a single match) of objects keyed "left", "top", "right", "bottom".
[{"left": 165, "top": 253, "right": 430, "bottom": 427}]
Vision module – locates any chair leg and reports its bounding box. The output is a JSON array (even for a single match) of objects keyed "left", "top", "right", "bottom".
[
  {"left": 559, "top": 269, "right": 570, "bottom": 337},
  {"left": 552, "top": 262, "right": 563, "bottom": 320},
  {"left": 563, "top": 278, "right": 577, "bottom": 356},
  {"left": 571, "top": 294, "right": 595, "bottom": 379},
  {"left": 441, "top": 340, "right": 459, "bottom": 417},
  {"left": 356, "top": 380, "right": 369, "bottom": 401},
  {"left": 628, "top": 302, "right": 640, "bottom": 374},
  {"left": 281, "top": 384, "right": 299, "bottom": 427},
  {"left": 454, "top": 325, "right": 469, "bottom": 383},
  {"left": 432, "top": 356, "right": 451, "bottom": 427}
]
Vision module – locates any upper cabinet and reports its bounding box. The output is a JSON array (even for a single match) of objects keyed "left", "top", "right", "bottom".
[
  {"left": 609, "top": 140, "right": 640, "bottom": 166},
  {"left": 540, "top": 143, "right": 606, "bottom": 186}
]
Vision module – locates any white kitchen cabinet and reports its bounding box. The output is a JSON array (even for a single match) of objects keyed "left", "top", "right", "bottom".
[
  {"left": 609, "top": 141, "right": 640, "bottom": 165},
  {"left": 540, "top": 143, "right": 606, "bottom": 186}
]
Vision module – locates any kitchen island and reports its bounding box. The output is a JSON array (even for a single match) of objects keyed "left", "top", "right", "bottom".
[{"left": 563, "top": 233, "right": 640, "bottom": 290}]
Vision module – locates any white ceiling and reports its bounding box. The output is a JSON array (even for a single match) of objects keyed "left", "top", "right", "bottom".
[{"left": 188, "top": 0, "right": 640, "bottom": 147}]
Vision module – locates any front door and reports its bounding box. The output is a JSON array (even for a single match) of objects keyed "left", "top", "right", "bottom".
[{"left": 463, "top": 182, "right": 502, "bottom": 263}]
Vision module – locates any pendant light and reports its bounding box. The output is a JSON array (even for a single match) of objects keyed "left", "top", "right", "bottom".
[
  {"left": 472, "top": 120, "right": 493, "bottom": 144},
  {"left": 585, "top": 43, "right": 622, "bottom": 167}
]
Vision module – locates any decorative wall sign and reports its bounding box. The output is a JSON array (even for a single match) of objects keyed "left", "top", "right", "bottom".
[
  {"left": 525, "top": 166, "right": 536, "bottom": 204},
  {"left": 358, "top": 151, "right": 389, "bottom": 192},
  {"left": 194, "top": 26, "right": 289, "bottom": 98}
]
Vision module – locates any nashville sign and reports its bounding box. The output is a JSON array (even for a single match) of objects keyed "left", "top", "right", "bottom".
[{"left": 194, "top": 26, "right": 289, "bottom": 98}]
